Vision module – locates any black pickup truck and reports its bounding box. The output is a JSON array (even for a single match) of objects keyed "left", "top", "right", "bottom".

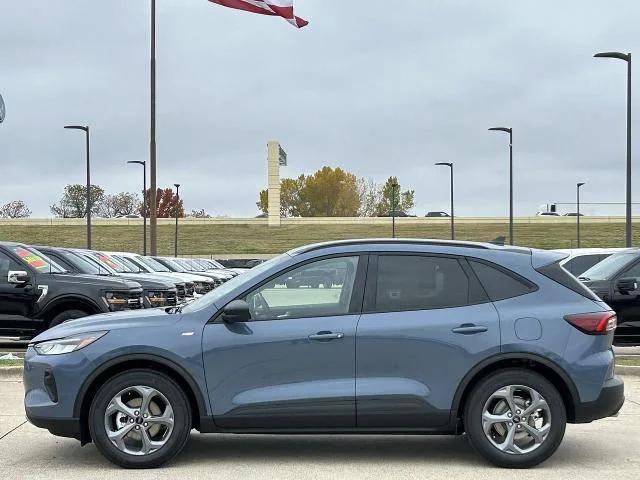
[{"left": 0, "top": 242, "right": 143, "bottom": 339}]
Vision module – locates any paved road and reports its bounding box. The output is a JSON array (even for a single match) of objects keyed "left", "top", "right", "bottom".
[{"left": 0, "top": 375, "right": 638, "bottom": 480}]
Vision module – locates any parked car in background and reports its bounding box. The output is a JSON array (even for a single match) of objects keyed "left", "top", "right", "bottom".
[
  {"left": 169, "top": 257, "right": 235, "bottom": 282},
  {"left": 554, "top": 248, "right": 627, "bottom": 277},
  {"left": 73, "top": 250, "right": 191, "bottom": 302},
  {"left": 24, "top": 239, "right": 623, "bottom": 469},
  {"left": 153, "top": 256, "right": 234, "bottom": 284},
  {"left": 535, "top": 211, "right": 560, "bottom": 216},
  {"left": 579, "top": 249, "right": 640, "bottom": 345},
  {"left": 0, "top": 242, "right": 143, "bottom": 339},
  {"left": 217, "top": 258, "right": 264, "bottom": 269},
  {"left": 112, "top": 252, "right": 217, "bottom": 296},
  {"left": 425, "top": 211, "right": 450, "bottom": 217},
  {"left": 36, "top": 246, "right": 179, "bottom": 309}
]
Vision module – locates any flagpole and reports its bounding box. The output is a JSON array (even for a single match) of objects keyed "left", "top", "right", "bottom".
[{"left": 149, "top": 0, "right": 158, "bottom": 255}]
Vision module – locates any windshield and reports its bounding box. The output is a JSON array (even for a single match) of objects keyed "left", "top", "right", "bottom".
[
  {"left": 174, "top": 258, "right": 196, "bottom": 271},
  {"left": 62, "top": 250, "right": 105, "bottom": 275},
  {"left": 136, "top": 255, "right": 170, "bottom": 272},
  {"left": 581, "top": 252, "right": 637, "bottom": 281},
  {"left": 113, "top": 255, "right": 145, "bottom": 273},
  {"left": 182, "top": 253, "right": 289, "bottom": 313},
  {"left": 159, "top": 257, "right": 185, "bottom": 272},
  {"left": 10, "top": 246, "right": 66, "bottom": 273}
]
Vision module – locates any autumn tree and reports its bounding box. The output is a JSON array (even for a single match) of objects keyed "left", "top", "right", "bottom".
[
  {"left": 375, "top": 176, "right": 415, "bottom": 215},
  {"left": 141, "top": 187, "right": 184, "bottom": 218},
  {"left": 0, "top": 200, "right": 32, "bottom": 218},
  {"left": 50, "top": 184, "right": 105, "bottom": 218},
  {"left": 357, "top": 177, "right": 381, "bottom": 217},
  {"left": 98, "top": 192, "right": 142, "bottom": 218},
  {"left": 257, "top": 176, "right": 305, "bottom": 217}
]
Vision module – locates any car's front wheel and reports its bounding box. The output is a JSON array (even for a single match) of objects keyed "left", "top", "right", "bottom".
[
  {"left": 89, "top": 369, "right": 192, "bottom": 468},
  {"left": 464, "top": 369, "right": 566, "bottom": 468}
]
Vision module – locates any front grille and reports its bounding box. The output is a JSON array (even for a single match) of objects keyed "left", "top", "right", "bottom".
[
  {"left": 166, "top": 290, "right": 178, "bottom": 306},
  {"left": 185, "top": 282, "right": 195, "bottom": 297},
  {"left": 127, "top": 292, "right": 144, "bottom": 309},
  {"left": 176, "top": 284, "right": 186, "bottom": 302}
]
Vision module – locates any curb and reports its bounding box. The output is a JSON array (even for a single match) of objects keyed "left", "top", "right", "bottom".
[{"left": 0, "top": 366, "right": 23, "bottom": 380}]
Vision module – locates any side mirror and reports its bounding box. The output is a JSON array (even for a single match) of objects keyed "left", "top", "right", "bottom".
[
  {"left": 8, "top": 270, "right": 30, "bottom": 285},
  {"left": 221, "top": 300, "right": 251, "bottom": 323},
  {"left": 616, "top": 277, "right": 637, "bottom": 294}
]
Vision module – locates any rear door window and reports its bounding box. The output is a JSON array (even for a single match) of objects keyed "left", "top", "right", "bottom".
[{"left": 373, "top": 255, "right": 484, "bottom": 312}]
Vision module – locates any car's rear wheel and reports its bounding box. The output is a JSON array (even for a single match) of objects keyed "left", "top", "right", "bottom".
[
  {"left": 464, "top": 369, "right": 566, "bottom": 468},
  {"left": 89, "top": 369, "right": 191, "bottom": 468}
]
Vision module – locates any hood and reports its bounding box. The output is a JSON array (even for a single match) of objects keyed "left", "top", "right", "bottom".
[
  {"left": 116, "top": 273, "right": 176, "bottom": 290},
  {"left": 30, "top": 307, "right": 179, "bottom": 343},
  {"left": 43, "top": 273, "right": 141, "bottom": 290},
  {"left": 151, "top": 272, "right": 214, "bottom": 283}
]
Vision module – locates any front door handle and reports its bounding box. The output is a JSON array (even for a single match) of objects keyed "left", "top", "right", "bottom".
[
  {"left": 308, "top": 331, "right": 344, "bottom": 341},
  {"left": 452, "top": 324, "right": 488, "bottom": 335}
]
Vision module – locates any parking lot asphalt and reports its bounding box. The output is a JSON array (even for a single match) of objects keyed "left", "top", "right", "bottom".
[{"left": 1, "top": 375, "right": 638, "bottom": 480}]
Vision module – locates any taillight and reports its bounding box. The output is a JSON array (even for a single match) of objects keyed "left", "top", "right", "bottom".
[{"left": 564, "top": 311, "right": 617, "bottom": 335}]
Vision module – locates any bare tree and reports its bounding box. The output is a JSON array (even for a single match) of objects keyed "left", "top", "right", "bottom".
[
  {"left": 98, "top": 192, "right": 142, "bottom": 218},
  {"left": 0, "top": 200, "right": 32, "bottom": 218},
  {"left": 357, "top": 177, "right": 382, "bottom": 217}
]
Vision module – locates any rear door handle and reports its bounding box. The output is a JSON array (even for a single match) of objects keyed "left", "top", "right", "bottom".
[
  {"left": 452, "top": 324, "right": 488, "bottom": 335},
  {"left": 308, "top": 331, "right": 344, "bottom": 341}
]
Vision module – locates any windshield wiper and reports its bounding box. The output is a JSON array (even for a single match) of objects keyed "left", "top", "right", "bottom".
[{"left": 578, "top": 276, "right": 590, "bottom": 281}]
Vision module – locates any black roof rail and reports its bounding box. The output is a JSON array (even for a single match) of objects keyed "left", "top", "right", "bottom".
[{"left": 290, "top": 239, "right": 493, "bottom": 255}]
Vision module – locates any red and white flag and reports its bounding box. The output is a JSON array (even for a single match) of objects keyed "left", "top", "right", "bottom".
[{"left": 209, "top": 0, "right": 308, "bottom": 28}]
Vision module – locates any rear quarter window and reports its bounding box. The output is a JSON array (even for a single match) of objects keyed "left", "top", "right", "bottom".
[
  {"left": 536, "top": 262, "right": 600, "bottom": 301},
  {"left": 468, "top": 259, "right": 537, "bottom": 301}
]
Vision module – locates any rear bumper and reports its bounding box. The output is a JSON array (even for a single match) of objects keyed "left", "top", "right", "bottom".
[{"left": 573, "top": 375, "right": 625, "bottom": 423}]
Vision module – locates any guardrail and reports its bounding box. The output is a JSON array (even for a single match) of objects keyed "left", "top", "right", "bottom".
[{"left": 0, "top": 216, "right": 637, "bottom": 226}]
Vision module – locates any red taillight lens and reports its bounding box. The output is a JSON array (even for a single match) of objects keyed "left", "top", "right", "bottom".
[{"left": 564, "top": 311, "right": 617, "bottom": 335}]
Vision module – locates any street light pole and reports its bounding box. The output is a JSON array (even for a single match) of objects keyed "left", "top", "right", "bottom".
[
  {"left": 149, "top": 0, "right": 158, "bottom": 255},
  {"left": 577, "top": 182, "right": 585, "bottom": 248},
  {"left": 435, "top": 162, "right": 454, "bottom": 240},
  {"left": 174, "top": 183, "right": 180, "bottom": 257},
  {"left": 595, "top": 51, "right": 632, "bottom": 247},
  {"left": 489, "top": 127, "right": 514, "bottom": 245},
  {"left": 391, "top": 182, "right": 398, "bottom": 238},
  {"left": 127, "top": 161, "right": 147, "bottom": 255},
  {"left": 64, "top": 125, "right": 91, "bottom": 249}
]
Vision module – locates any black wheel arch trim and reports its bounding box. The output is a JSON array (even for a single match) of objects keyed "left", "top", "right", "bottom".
[
  {"left": 38, "top": 294, "right": 104, "bottom": 319},
  {"left": 72, "top": 353, "right": 208, "bottom": 420},
  {"left": 451, "top": 352, "right": 580, "bottom": 420}
]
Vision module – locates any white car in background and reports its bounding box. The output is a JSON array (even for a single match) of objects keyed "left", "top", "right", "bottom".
[{"left": 554, "top": 248, "right": 630, "bottom": 277}]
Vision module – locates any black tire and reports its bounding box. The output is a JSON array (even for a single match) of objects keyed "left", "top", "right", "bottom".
[
  {"left": 89, "top": 369, "right": 192, "bottom": 469},
  {"left": 49, "top": 309, "right": 89, "bottom": 328},
  {"left": 464, "top": 369, "right": 566, "bottom": 468}
]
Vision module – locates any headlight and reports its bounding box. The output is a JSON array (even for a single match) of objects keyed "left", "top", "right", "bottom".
[
  {"left": 146, "top": 289, "right": 174, "bottom": 306},
  {"left": 102, "top": 291, "right": 142, "bottom": 311},
  {"left": 33, "top": 331, "right": 108, "bottom": 356},
  {"left": 194, "top": 281, "right": 214, "bottom": 294}
]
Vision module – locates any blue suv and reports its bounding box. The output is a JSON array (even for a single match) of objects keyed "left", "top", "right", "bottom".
[{"left": 23, "top": 240, "right": 624, "bottom": 469}]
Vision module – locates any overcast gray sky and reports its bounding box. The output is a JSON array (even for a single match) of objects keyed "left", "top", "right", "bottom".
[{"left": 1, "top": 0, "right": 638, "bottom": 217}]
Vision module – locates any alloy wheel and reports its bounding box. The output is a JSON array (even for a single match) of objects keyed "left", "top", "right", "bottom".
[
  {"left": 103, "top": 385, "right": 175, "bottom": 456},
  {"left": 482, "top": 384, "right": 551, "bottom": 455}
]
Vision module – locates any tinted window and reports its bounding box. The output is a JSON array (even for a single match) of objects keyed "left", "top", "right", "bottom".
[
  {"left": 375, "top": 255, "right": 473, "bottom": 312},
  {"left": 621, "top": 260, "right": 640, "bottom": 279},
  {"left": 245, "top": 256, "right": 360, "bottom": 321},
  {"left": 581, "top": 252, "right": 637, "bottom": 281},
  {"left": 469, "top": 260, "right": 534, "bottom": 301},
  {"left": 563, "top": 254, "right": 610, "bottom": 277}
]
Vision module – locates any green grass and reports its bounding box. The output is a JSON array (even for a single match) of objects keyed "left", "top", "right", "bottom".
[
  {"left": 0, "top": 222, "right": 636, "bottom": 255},
  {"left": 0, "top": 359, "right": 23, "bottom": 367},
  {"left": 615, "top": 357, "right": 640, "bottom": 367}
]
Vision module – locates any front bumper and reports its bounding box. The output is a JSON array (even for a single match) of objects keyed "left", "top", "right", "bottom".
[{"left": 573, "top": 375, "right": 625, "bottom": 423}]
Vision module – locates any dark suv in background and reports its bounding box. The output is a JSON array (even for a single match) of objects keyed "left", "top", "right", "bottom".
[
  {"left": 0, "top": 242, "right": 143, "bottom": 339},
  {"left": 579, "top": 249, "right": 640, "bottom": 345},
  {"left": 35, "top": 246, "right": 179, "bottom": 309}
]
